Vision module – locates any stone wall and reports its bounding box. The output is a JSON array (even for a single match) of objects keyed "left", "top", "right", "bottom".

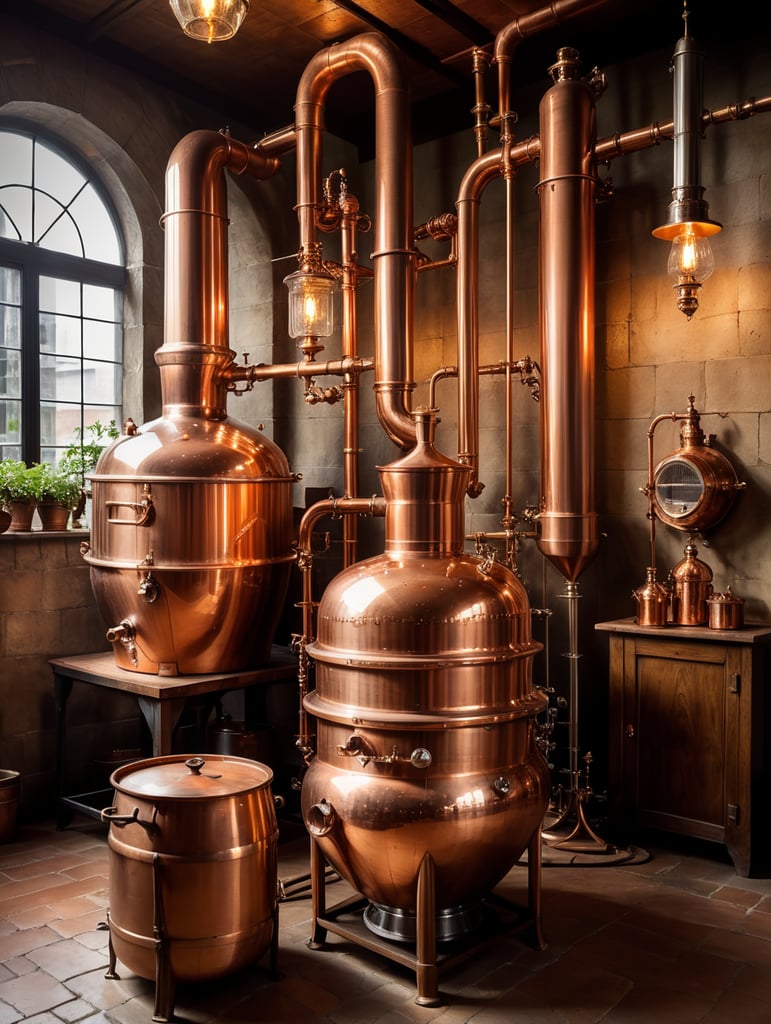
[{"left": 0, "top": 529, "right": 141, "bottom": 818}]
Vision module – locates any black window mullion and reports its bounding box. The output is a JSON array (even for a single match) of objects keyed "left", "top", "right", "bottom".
[{"left": 21, "top": 266, "right": 40, "bottom": 464}]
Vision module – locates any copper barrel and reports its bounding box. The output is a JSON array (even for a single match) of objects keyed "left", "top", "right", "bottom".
[
  {"left": 302, "top": 411, "right": 549, "bottom": 941},
  {"left": 83, "top": 131, "right": 294, "bottom": 674},
  {"left": 102, "top": 755, "right": 278, "bottom": 1019}
]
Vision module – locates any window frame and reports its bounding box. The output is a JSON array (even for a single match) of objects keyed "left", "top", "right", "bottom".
[{"left": 0, "top": 125, "right": 126, "bottom": 464}]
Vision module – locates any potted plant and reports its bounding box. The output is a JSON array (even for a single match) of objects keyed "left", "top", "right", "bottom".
[
  {"left": 37, "top": 464, "right": 84, "bottom": 531},
  {"left": 58, "top": 420, "right": 119, "bottom": 527},
  {"left": 0, "top": 460, "right": 47, "bottom": 532}
]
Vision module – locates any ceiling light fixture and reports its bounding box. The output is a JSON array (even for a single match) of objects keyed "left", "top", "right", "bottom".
[
  {"left": 652, "top": 2, "right": 721, "bottom": 319},
  {"left": 169, "top": 0, "right": 249, "bottom": 43}
]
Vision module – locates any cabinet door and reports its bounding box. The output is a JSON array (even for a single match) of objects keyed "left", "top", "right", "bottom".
[{"left": 628, "top": 638, "right": 739, "bottom": 843}]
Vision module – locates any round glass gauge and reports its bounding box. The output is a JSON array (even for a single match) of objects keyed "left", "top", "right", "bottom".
[
  {"left": 652, "top": 449, "right": 741, "bottom": 532},
  {"left": 654, "top": 460, "right": 705, "bottom": 519}
]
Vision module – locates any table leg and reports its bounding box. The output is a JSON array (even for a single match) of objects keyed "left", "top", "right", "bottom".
[
  {"left": 137, "top": 698, "right": 187, "bottom": 757},
  {"left": 53, "top": 673, "right": 74, "bottom": 829}
]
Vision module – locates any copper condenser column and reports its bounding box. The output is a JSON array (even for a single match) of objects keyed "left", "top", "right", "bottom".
[
  {"left": 536, "top": 48, "right": 601, "bottom": 582},
  {"left": 302, "top": 409, "right": 550, "bottom": 994}
]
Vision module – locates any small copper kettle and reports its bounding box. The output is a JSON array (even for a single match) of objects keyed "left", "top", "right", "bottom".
[{"left": 632, "top": 567, "right": 670, "bottom": 627}]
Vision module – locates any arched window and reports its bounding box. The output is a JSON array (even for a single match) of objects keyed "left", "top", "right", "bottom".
[{"left": 0, "top": 126, "right": 124, "bottom": 465}]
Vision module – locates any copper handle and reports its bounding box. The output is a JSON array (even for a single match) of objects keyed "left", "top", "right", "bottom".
[
  {"left": 101, "top": 805, "right": 140, "bottom": 826},
  {"left": 106, "top": 484, "right": 154, "bottom": 526},
  {"left": 625, "top": 724, "right": 635, "bottom": 739}
]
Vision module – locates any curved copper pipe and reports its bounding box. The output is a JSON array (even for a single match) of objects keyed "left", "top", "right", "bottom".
[
  {"left": 295, "top": 495, "right": 387, "bottom": 753},
  {"left": 294, "top": 33, "right": 416, "bottom": 450},
  {"left": 494, "top": 0, "right": 610, "bottom": 125},
  {"left": 160, "top": 130, "right": 280, "bottom": 416}
]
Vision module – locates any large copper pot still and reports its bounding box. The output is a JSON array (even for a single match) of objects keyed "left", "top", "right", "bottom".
[
  {"left": 102, "top": 754, "right": 278, "bottom": 1023},
  {"left": 83, "top": 132, "right": 295, "bottom": 675},
  {"left": 302, "top": 410, "right": 550, "bottom": 941}
]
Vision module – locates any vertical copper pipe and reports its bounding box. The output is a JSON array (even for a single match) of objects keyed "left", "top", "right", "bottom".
[
  {"left": 294, "top": 33, "right": 416, "bottom": 450},
  {"left": 340, "top": 193, "right": 362, "bottom": 566},
  {"left": 159, "top": 130, "right": 280, "bottom": 416},
  {"left": 456, "top": 0, "right": 606, "bottom": 496},
  {"left": 535, "top": 51, "right": 600, "bottom": 582},
  {"left": 455, "top": 139, "right": 538, "bottom": 495}
]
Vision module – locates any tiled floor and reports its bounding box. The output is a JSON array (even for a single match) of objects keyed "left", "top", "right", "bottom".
[{"left": 1, "top": 813, "right": 771, "bottom": 1024}]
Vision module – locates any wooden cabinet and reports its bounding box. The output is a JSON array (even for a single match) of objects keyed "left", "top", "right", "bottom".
[{"left": 596, "top": 619, "right": 771, "bottom": 877}]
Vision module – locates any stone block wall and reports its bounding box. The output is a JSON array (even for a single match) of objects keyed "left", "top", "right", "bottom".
[{"left": 0, "top": 530, "right": 141, "bottom": 819}]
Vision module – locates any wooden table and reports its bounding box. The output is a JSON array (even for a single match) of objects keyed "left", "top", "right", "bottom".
[{"left": 52, "top": 648, "right": 297, "bottom": 827}]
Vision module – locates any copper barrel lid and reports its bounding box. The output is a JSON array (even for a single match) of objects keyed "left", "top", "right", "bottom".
[{"left": 110, "top": 754, "right": 272, "bottom": 799}]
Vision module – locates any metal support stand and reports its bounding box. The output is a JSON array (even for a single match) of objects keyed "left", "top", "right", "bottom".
[
  {"left": 306, "top": 826, "right": 546, "bottom": 1005},
  {"left": 543, "top": 582, "right": 615, "bottom": 855}
]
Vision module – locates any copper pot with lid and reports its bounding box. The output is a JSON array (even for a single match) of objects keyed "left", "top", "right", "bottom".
[
  {"left": 101, "top": 754, "right": 278, "bottom": 1022},
  {"left": 707, "top": 587, "right": 745, "bottom": 630}
]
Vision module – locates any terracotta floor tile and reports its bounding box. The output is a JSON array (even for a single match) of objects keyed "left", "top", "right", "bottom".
[
  {"left": 50, "top": 996, "right": 96, "bottom": 1021},
  {"left": 49, "top": 910, "right": 108, "bottom": 940},
  {"left": 712, "top": 884, "right": 768, "bottom": 909},
  {"left": 26, "top": 939, "right": 107, "bottom": 983},
  {"left": 48, "top": 898, "right": 107, "bottom": 922},
  {"left": 0, "top": 1001, "right": 24, "bottom": 1024},
  {"left": 6, "top": 906, "right": 56, "bottom": 930},
  {"left": 1, "top": 821, "right": 771, "bottom": 1023},
  {"left": 0, "top": 969, "right": 74, "bottom": 1016},
  {"left": 2, "top": 857, "right": 91, "bottom": 883}
]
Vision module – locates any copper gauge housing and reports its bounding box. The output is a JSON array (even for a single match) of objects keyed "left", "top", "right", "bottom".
[{"left": 652, "top": 397, "right": 743, "bottom": 533}]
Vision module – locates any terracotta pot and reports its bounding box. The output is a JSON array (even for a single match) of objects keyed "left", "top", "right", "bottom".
[
  {"left": 0, "top": 509, "right": 10, "bottom": 534},
  {"left": 37, "top": 501, "right": 71, "bottom": 531},
  {"left": 7, "top": 500, "right": 36, "bottom": 532}
]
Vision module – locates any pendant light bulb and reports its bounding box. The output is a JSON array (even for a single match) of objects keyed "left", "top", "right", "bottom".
[
  {"left": 666, "top": 225, "right": 715, "bottom": 319},
  {"left": 667, "top": 226, "right": 714, "bottom": 282},
  {"left": 169, "top": 0, "right": 249, "bottom": 43}
]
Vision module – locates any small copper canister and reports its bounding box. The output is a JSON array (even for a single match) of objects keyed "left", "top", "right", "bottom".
[
  {"left": 707, "top": 587, "right": 745, "bottom": 630},
  {"left": 671, "top": 540, "right": 713, "bottom": 626}
]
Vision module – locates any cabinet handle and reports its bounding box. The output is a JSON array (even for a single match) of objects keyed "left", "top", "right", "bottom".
[{"left": 625, "top": 724, "right": 635, "bottom": 738}]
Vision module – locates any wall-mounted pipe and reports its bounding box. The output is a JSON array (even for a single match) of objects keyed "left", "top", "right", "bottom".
[{"left": 294, "top": 32, "right": 417, "bottom": 451}]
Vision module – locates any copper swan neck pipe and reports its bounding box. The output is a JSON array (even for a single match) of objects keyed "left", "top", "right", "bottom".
[
  {"left": 494, "top": 0, "right": 610, "bottom": 127},
  {"left": 160, "top": 129, "right": 280, "bottom": 417},
  {"left": 294, "top": 32, "right": 417, "bottom": 450}
]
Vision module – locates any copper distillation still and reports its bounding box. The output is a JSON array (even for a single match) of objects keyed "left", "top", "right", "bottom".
[
  {"left": 81, "top": 132, "right": 297, "bottom": 676},
  {"left": 85, "top": 0, "right": 771, "bottom": 1010},
  {"left": 636, "top": 394, "right": 745, "bottom": 626}
]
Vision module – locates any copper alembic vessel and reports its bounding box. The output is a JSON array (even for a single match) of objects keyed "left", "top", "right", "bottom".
[
  {"left": 83, "top": 132, "right": 295, "bottom": 675},
  {"left": 301, "top": 409, "right": 550, "bottom": 956}
]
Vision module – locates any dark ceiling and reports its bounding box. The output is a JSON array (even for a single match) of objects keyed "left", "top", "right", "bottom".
[{"left": 15, "top": 0, "right": 685, "bottom": 150}]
